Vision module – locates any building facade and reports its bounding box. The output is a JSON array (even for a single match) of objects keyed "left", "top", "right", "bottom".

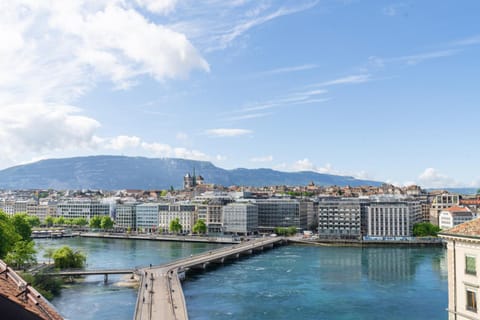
[
  {"left": 223, "top": 202, "right": 258, "bottom": 235},
  {"left": 115, "top": 203, "right": 137, "bottom": 230},
  {"left": 318, "top": 199, "right": 369, "bottom": 240},
  {"left": 439, "top": 206, "right": 474, "bottom": 230},
  {"left": 256, "top": 199, "right": 301, "bottom": 233},
  {"left": 56, "top": 200, "right": 110, "bottom": 221},
  {"left": 136, "top": 203, "right": 160, "bottom": 233},
  {"left": 440, "top": 219, "right": 480, "bottom": 320},
  {"left": 158, "top": 203, "right": 196, "bottom": 234},
  {"left": 367, "top": 200, "right": 421, "bottom": 238},
  {"left": 430, "top": 193, "right": 460, "bottom": 226}
]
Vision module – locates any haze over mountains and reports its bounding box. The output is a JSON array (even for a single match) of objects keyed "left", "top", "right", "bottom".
[{"left": 0, "top": 156, "right": 382, "bottom": 190}]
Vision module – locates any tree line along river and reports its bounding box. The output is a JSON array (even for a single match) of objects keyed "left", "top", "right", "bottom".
[{"left": 35, "top": 237, "right": 448, "bottom": 320}]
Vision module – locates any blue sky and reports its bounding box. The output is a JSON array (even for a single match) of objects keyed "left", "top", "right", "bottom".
[{"left": 1, "top": 0, "right": 479, "bottom": 188}]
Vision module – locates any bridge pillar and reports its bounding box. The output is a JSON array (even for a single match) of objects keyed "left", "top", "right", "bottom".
[{"left": 104, "top": 274, "right": 108, "bottom": 284}]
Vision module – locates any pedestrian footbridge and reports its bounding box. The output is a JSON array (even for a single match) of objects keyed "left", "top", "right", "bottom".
[{"left": 134, "top": 237, "right": 287, "bottom": 320}]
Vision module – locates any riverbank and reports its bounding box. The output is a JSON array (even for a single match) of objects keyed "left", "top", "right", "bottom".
[
  {"left": 291, "top": 238, "right": 445, "bottom": 247},
  {"left": 79, "top": 232, "right": 240, "bottom": 244}
]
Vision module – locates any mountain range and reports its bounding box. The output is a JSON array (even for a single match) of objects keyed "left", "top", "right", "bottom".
[{"left": 0, "top": 155, "right": 382, "bottom": 190}]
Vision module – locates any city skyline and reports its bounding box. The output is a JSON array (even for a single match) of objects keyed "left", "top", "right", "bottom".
[{"left": 1, "top": 0, "right": 479, "bottom": 188}]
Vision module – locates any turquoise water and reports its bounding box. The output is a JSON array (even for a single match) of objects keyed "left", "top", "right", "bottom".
[
  {"left": 35, "top": 239, "right": 447, "bottom": 320},
  {"left": 183, "top": 246, "right": 448, "bottom": 320},
  {"left": 35, "top": 238, "right": 225, "bottom": 320}
]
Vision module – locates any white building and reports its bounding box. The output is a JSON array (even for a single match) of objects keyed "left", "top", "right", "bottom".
[
  {"left": 136, "top": 203, "right": 160, "bottom": 233},
  {"left": 439, "top": 206, "right": 474, "bottom": 230},
  {"left": 367, "top": 200, "right": 422, "bottom": 238},
  {"left": 223, "top": 202, "right": 258, "bottom": 235},
  {"left": 440, "top": 218, "right": 480, "bottom": 320},
  {"left": 158, "top": 203, "right": 196, "bottom": 234},
  {"left": 57, "top": 200, "right": 110, "bottom": 220},
  {"left": 115, "top": 202, "right": 137, "bottom": 230},
  {"left": 430, "top": 193, "right": 460, "bottom": 226}
]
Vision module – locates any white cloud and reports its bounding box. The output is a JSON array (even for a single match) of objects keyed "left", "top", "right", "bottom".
[
  {"left": 135, "top": 0, "right": 178, "bottom": 15},
  {"left": 0, "top": 1, "right": 209, "bottom": 102},
  {"left": 292, "top": 158, "right": 317, "bottom": 171},
  {"left": 104, "top": 135, "right": 142, "bottom": 150},
  {"left": 250, "top": 155, "right": 273, "bottom": 163},
  {"left": 206, "top": 128, "right": 253, "bottom": 137},
  {"left": 316, "top": 74, "right": 371, "bottom": 87},
  {"left": 258, "top": 64, "right": 318, "bottom": 76},
  {"left": 141, "top": 142, "right": 208, "bottom": 160},
  {"left": 0, "top": 103, "right": 100, "bottom": 167},
  {"left": 418, "top": 168, "right": 459, "bottom": 188},
  {"left": 215, "top": 154, "right": 227, "bottom": 161}
]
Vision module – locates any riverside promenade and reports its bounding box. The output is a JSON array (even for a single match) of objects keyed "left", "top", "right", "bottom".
[{"left": 134, "top": 237, "right": 287, "bottom": 320}]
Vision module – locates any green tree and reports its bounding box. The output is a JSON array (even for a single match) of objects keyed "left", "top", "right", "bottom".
[
  {"left": 53, "top": 216, "right": 65, "bottom": 226},
  {"left": 192, "top": 219, "right": 207, "bottom": 234},
  {"left": 100, "top": 216, "right": 114, "bottom": 230},
  {"left": 169, "top": 218, "right": 182, "bottom": 234},
  {"left": 45, "top": 215, "right": 54, "bottom": 227},
  {"left": 4, "top": 240, "right": 37, "bottom": 269},
  {"left": 26, "top": 215, "right": 41, "bottom": 228},
  {"left": 0, "top": 211, "right": 21, "bottom": 258},
  {"left": 11, "top": 213, "right": 32, "bottom": 241},
  {"left": 160, "top": 190, "right": 168, "bottom": 197},
  {"left": 52, "top": 246, "right": 87, "bottom": 269},
  {"left": 73, "top": 217, "right": 88, "bottom": 227},
  {"left": 89, "top": 216, "right": 102, "bottom": 229},
  {"left": 21, "top": 273, "right": 63, "bottom": 300},
  {"left": 413, "top": 222, "right": 441, "bottom": 237},
  {"left": 43, "top": 247, "right": 56, "bottom": 264}
]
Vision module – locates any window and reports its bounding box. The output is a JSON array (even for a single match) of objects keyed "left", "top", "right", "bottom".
[
  {"left": 466, "top": 256, "right": 477, "bottom": 275},
  {"left": 467, "top": 290, "right": 477, "bottom": 312}
]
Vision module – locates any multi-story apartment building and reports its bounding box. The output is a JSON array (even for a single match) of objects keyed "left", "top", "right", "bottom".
[
  {"left": 318, "top": 198, "right": 369, "bottom": 240},
  {"left": 300, "top": 200, "right": 318, "bottom": 231},
  {"left": 223, "top": 202, "right": 258, "bottom": 235},
  {"left": 439, "top": 206, "right": 474, "bottom": 230},
  {"left": 440, "top": 219, "right": 480, "bottom": 320},
  {"left": 430, "top": 193, "right": 460, "bottom": 226},
  {"left": 256, "top": 199, "right": 303, "bottom": 233},
  {"left": 196, "top": 199, "right": 230, "bottom": 234},
  {"left": 57, "top": 200, "right": 110, "bottom": 220},
  {"left": 136, "top": 203, "right": 160, "bottom": 233},
  {"left": 367, "top": 199, "right": 422, "bottom": 238},
  {"left": 115, "top": 202, "right": 137, "bottom": 230},
  {"left": 27, "top": 202, "right": 57, "bottom": 222},
  {"left": 158, "top": 203, "right": 196, "bottom": 234}
]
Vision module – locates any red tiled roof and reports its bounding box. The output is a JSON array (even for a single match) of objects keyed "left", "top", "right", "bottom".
[
  {"left": 444, "top": 205, "right": 471, "bottom": 212},
  {"left": 0, "top": 260, "right": 64, "bottom": 320},
  {"left": 440, "top": 217, "right": 480, "bottom": 238}
]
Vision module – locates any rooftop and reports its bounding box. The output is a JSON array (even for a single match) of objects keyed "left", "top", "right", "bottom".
[
  {"left": 440, "top": 217, "right": 480, "bottom": 239},
  {"left": 0, "top": 260, "right": 64, "bottom": 320}
]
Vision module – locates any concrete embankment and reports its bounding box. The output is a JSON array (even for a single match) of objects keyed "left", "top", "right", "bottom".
[
  {"left": 290, "top": 238, "right": 445, "bottom": 247},
  {"left": 80, "top": 232, "right": 240, "bottom": 244}
]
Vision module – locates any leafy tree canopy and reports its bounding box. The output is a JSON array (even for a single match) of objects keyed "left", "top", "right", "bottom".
[
  {"left": 11, "top": 213, "right": 32, "bottom": 241},
  {"left": 52, "top": 246, "right": 87, "bottom": 269},
  {"left": 45, "top": 216, "right": 54, "bottom": 227},
  {"left": 413, "top": 222, "right": 441, "bottom": 237},
  {"left": 26, "top": 215, "right": 41, "bottom": 228},
  {"left": 4, "top": 240, "right": 37, "bottom": 269},
  {"left": 193, "top": 219, "right": 207, "bottom": 234},
  {"left": 169, "top": 218, "right": 182, "bottom": 234},
  {"left": 0, "top": 211, "right": 21, "bottom": 258},
  {"left": 100, "top": 216, "right": 114, "bottom": 230},
  {"left": 89, "top": 216, "right": 102, "bottom": 229}
]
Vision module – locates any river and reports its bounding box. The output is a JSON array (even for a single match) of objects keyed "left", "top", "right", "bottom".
[{"left": 35, "top": 238, "right": 448, "bottom": 320}]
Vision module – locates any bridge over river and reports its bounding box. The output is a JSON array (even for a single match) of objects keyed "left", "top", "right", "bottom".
[
  {"left": 134, "top": 236, "right": 287, "bottom": 320},
  {"left": 42, "top": 236, "right": 287, "bottom": 319}
]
